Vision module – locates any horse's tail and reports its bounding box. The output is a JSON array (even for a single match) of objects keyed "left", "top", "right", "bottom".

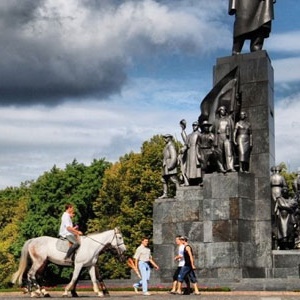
[{"left": 11, "top": 239, "right": 32, "bottom": 285}]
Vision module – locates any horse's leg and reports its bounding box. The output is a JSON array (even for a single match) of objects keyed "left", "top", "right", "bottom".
[
  {"left": 95, "top": 266, "right": 109, "bottom": 296},
  {"left": 27, "top": 264, "right": 43, "bottom": 297},
  {"left": 70, "top": 268, "right": 83, "bottom": 298},
  {"left": 36, "top": 261, "right": 50, "bottom": 297},
  {"left": 88, "top": 266, "right": 104, "bottom": 297},
  {"left": 27, "top": 248, "right": 47, "bottom": 298},
  {"left": 63, "top": 263, "right": 83, "bottom": 297}
]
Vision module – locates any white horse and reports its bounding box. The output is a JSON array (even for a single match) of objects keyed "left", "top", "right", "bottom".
[{"left": 12, "top": 228, "right": 126, "bottom": 297}]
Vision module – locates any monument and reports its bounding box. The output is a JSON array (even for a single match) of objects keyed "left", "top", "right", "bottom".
[{"left": 151, "top": 0, "right": 300, "bottom": 290}]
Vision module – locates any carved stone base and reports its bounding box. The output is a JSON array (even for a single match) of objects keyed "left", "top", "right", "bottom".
[{"left": 153, "top": 172, "right": 274, "bottom": 282}]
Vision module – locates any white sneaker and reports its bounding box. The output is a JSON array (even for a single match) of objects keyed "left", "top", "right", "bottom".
[
  {"left": 143, "top": 292, "right": 151, "bottom": 296},
  {"left": 133, "top": 284, "right": 139, "bottom": 293}
]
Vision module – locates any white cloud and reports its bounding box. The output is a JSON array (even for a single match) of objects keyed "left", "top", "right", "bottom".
[
  {"left": 0, "top": 0, "right": 230, "bottom": 105},
  {"left": 268, "top": 31, "right": 300, "bottom": 54},
  {"left": 273, "top": 57, "right": 300, "bottom": 83},
  {"left": 0, "top": 75, "right": 200, "bottom": 188},
  {"left": 275, "top": 92, "right": 300, "bottom": 171}
]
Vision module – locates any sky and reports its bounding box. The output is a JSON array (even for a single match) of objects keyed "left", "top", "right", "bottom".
[{"left": 0, "top": 0, "right": 300, "bottom": 189}]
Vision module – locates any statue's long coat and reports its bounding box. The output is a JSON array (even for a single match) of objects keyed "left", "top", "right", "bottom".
[{"left": 229, "top": 0, "right": 275, "bottom": 38}]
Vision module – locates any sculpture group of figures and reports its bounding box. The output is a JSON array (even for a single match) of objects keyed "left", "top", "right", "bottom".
[
  {"left": 159, "top": 107, "right": 253, "bottom": 199},
  {"left": 159, "top": 0, "right": 276, "bottom": 198},
  {"left": 271, "top": 167, "right": 300, "bottom": 250}
]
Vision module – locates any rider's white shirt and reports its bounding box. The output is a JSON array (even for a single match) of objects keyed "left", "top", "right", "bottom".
[{"left": 59, "top": 212, "right": 73, "bottom": 237}]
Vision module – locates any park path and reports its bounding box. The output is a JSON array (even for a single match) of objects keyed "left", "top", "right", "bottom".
[{"left": 1, "top": 290, "right": 300, "bottom": 300}]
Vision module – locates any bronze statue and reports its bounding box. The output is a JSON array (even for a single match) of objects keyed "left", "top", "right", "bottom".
[
  {"left": 292, "top": 169, "right": 300, "bottom": 248},
  {"left": 233, "top": 111, "right": 253, "bottom": 173},
  {"left": 199, "top": 120, "right": 215, "bottom": 174},
  {"left": 293, "top": 169, "right": 300, "bottom": 194},
  {"left": 228, "top": 0, "right": 275, "bottom": 55},
  {"left": 270, "top": 165, "right": 287, "bottom": 203},
  {"left": 275, "top": 187, "right": 297, "bottom": 250},
  {"left": 180, "top": 120, "right": 202, "bottom": 186},
  {"left": 212, "top": 106, "right": 236, "bottom": 173},
  {"left": 159, "top": 134, "right": 179, "bottom": 199}
]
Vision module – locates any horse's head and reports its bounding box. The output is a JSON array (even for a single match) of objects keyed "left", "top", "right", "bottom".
[{"left": 110, "top": 227, "right": 127, "bottom": 262}]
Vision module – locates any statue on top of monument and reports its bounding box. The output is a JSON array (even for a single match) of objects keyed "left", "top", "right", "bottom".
[
  {"left": 179, "top": 120, "right": 203, "bottom": 186},
  {"left": 199, "top": 120, "right": 215, "bottom": 174},
  {"left": 211, "top": 106, "right": 236, "bottom": 173},
  {"left": 293, "top": 169, "right": 300, "bottom": 195},
  {"left": 233, "top": 111, "right": 253, "bottom": 173},
  {"left": 159, "top": 134, "right": 179, "bottom": 199},
  {"left": 228, "top": 0, "right": 275, "bottom": 55},
  {"left": 274, "top": 187, "right": 298, "bottom": 250},
  {"left": 270, "top": 165, "right": 287, "bottom": 203}
]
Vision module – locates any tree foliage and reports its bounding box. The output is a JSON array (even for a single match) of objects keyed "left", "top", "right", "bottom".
[
  {"left": 88, "top": 135, "right": 165, "bottom": 278},
  {"left": 0, "top": 184, "right": 30, "bottom": 287},
  {"left": 8, "top": 158, "right": 110, "bottom": 285},
  {"left": 0, "top": 135, "right": 182, "bottom": 286}
]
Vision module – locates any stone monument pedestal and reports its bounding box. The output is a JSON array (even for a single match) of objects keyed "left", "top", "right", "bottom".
[
  {"left": 152, "top": 51, "right": 291, "bottom": 283},
  {"left": 153, "top": 172, "right": 272, "bottom": 282}
]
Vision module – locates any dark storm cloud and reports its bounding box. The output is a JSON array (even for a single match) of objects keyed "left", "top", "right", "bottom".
[
  {"left": 0, "top": 0, "right": 229, "bottom": 107},
  {"left": 0, "top": 0, "right": 127, "bottom": 106}
]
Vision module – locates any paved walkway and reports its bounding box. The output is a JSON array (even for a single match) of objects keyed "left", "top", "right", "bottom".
[{"left": 1, "top": 291, "right": 300, "bottom": 299}]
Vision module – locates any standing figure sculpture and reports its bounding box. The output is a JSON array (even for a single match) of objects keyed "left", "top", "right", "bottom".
[
  {"left": 275, "top": 187, "right": 297, "bottom": 250},
  {"left": 292, "top": 169, "right": 300, "bottom": 248},
  {"left": 293, "top": 169, "right": 300, "bottom": 195},
  {"left": 159, "top": 134, "right": 179, "bottom": 199},
  {"left": 228, "top": 0, "right": 275, "bottom": 55},
  {"left": 270, "top": 166, "right": 287, "bottom": 203},
  {"left": 212, "top": 106, "right": 235, "bottom": 173},
  {"left": 180, "top": 120, "right": 202, "bottom": 186},
  {"left": 233, "top": 111, "right": 253, "bottom": 173},
  {"left": 199, "top": 120, "right": 215, "bottom": 174}
]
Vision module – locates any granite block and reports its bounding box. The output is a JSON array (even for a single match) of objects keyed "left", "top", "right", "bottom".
[
  {"left": 241, "top": 82, "right": 270, "bottom": 110},
  {"left": 218, "top": 268, "right": 243, "bottom": 280},
  {"left": 238, "top": 197, "right": 256, "bottom": 220},
  {"left": 176, "top": 186, "right": 204, "bottom": 201},
  {"left": 212, "top": 220, "right": 239, "bottom": 242},
  {"left": 153, "top": 244, "right": 174, "bottom": 268},
  {"left": 242, "top": 267, "right": 268, "bottom": 278},
  {"left": 203, "top": 221, "right": 212, "bottom": 243},
  {"left": 272, "top": 250, "right": 300, "bottom": 268},
  {"left": 272, "top": 267, "right": 299, "bottom": 279},
  {"left": 238, "top": 220, "right": 254, "bottom": 242},
  {"left": 203, "top": 198, "right": 230, "bottom": 220},
  {"left": 251, "top": 153, "right": 272, "bottom": 179},
  {"left": 252, "top": 129, "right": 271, "bottom": 154},
  {"left": 255, "top": 199, "right": 272, "bottom": 221},
  {"left": 204, "top": 242, "right": 240, "bottom": 268}
]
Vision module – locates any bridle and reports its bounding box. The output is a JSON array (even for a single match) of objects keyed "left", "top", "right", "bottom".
[{"left": 86, "top": 228, "right": 125, "bottom": 258}]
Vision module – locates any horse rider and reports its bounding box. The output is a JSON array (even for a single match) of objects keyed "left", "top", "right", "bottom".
[{"left": 59, "top": 204, "right": 83, "bottom": 262}]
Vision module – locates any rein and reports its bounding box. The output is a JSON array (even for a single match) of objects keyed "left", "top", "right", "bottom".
[{"left": 85, "top": 229, "right": 125, "bottom": 257}]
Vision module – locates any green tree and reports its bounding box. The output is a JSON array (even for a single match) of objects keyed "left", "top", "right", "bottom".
[
  {"left": 88, "top": 135, "right": 166, "bottom": 278},
  {"left": 0, "top": 184, "right": 30, "bottom": 287},
  {"left": 10, "top": 158, "right": 110, "bottom": 284}
]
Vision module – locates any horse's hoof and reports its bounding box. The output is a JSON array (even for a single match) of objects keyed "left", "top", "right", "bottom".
[
  {"left": 41, "top": 288, "right": 51, "bottom": 297},
  {"left": 43, "top": 293, "right": 51, "bottom": 297},
  {"left": 62, "top": 293, "right": 69, "bottom": 298},
  {"left": 30, "top": 291, "right": 41, "bottom": 298}
]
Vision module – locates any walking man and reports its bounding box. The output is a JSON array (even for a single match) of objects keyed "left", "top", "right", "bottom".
[{"left": 133, "top": 238, "right": 159, "bottom": 296}]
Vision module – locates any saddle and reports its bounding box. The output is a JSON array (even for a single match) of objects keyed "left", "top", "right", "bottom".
[{"left": 56, "top": 237, "right": 70, "bottom": 253}]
